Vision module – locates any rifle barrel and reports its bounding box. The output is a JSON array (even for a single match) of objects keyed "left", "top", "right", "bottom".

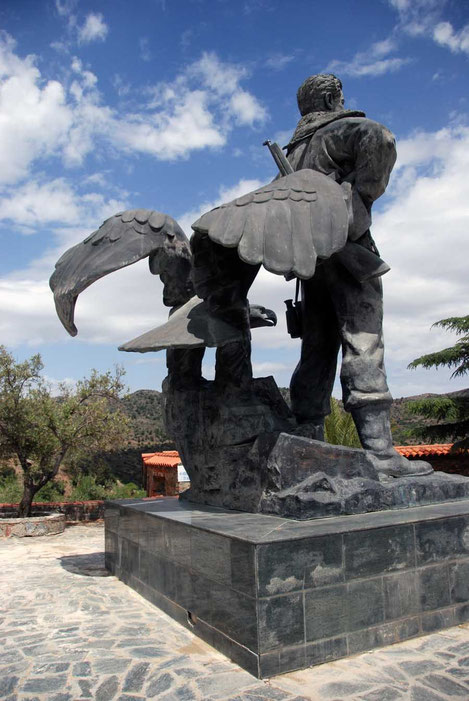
[{"left": 263, "top": 140, "right": 294, "bottom": 176}]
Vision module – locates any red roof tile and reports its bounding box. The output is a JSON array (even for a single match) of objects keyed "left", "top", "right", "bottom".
[
  {"left": 395, "top": 444, "right": 454, "bottom": 458},
  {"left": 142, "top": 450, "right": 181, "bottom": 468},
  {"left": 143, "top": 445, "right": 461, "bottom": 466}
]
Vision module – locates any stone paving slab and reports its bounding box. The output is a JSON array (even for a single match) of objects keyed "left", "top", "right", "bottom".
[{"left": 1, "top": 523, "right": 469, "bottom": 700}]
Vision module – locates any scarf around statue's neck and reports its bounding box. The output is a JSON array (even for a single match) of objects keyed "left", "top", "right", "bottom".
[{"left": 285, "top": 109, "right": 366, "bottom": 152}]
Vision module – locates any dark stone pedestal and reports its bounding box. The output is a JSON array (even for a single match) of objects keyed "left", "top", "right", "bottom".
[{"left": 105, "top": 497, "right": 469, "bottom": 678}]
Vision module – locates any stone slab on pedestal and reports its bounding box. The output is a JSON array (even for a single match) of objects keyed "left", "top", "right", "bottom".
[
  {"left": 164, "top": 374, "right": 469, "bottom": 518},
  {"left": 105, "top": 496, "right": 469, "bottom": 678}
]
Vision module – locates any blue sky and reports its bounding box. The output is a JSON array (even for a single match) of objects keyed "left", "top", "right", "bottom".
[{"left": 1, "top": 0, "right": 468, "bottom": 399}]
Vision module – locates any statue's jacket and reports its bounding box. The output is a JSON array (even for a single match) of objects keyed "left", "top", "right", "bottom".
[
  {"left": 286, "top": 110, "right": 397, "bottom": 243},
  {"left": 286, "top": 110, "right": 396, "bottom": 415},
  {"left": 191, "top": 109, "right": 397, "bottom": 293}
]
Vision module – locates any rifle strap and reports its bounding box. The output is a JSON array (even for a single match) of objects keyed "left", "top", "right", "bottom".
[{"left": 295, "top": 277, "right": 301, "bottom": 305}]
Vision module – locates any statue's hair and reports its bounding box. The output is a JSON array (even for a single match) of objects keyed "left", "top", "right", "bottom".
[{"left": 297, "top": 74, "right": 343, "bottom": 115}]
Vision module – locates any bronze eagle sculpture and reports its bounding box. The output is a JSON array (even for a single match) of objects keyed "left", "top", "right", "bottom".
[{"left": 50, "top": 168, "right": 354, "bottom": 354}]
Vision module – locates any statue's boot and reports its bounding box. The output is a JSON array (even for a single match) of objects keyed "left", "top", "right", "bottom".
[
  {"left": 352, "top": 403, "right": 433, "bottom": 477},
  {"left": 293, "top": 417, "right": 325, "bottom": 441}
]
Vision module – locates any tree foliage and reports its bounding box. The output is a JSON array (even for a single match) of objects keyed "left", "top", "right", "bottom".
[
  {"left": 408, "top": 316, "right": 469, "bottom": 451},
  {"left": 325, "top": 398, "right": 361, "bottom": 448},
  {"left": 408, "top": 316, "right": 469, "bottom": 377},
  {"left": 0, "top": 346, "right": 130, "bottom": 516}
]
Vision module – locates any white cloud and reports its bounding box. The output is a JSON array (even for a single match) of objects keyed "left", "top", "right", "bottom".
[
  {"left": 0, "top": 279, "right": 63, "bottom": 346},
  {"left": 388, "top": 0, "right": 469, "bottom": 59},
  {"left": 53, "top": 4, "right": 108, "bottom": 49},
  {"left": 265, "top": 54, "right": 294, "bottom": 71},
  {"left": 112, "top": 73, "right": 131, "bottom": 97},
  {"left": 81, "top": 172, "right": 110, "bottom": 188},
  {"left": 0, "top": 174, "right": 127, "bottom": 232},
  {"left": 187, "top": 52, "right": 267, "bottom": 124},
  {"left": 326, "top": 37, "right": 411, "bottom": 78},
  {"left": 177, "top": 177, "right": 265, "bottom": 236},
  {"left": 0, "top": 179, "right": 80, "bottom": 228},
  {"left": 180, "top": 29, "right": 193, "bottom": 50},
  {"left": 112, "top": 90, "right": 225, "bottom": 160},
  {"left": 133, "top": 357, "right": 164, "bottom": 365},
  {"left": 189, "top": 52, "right": 247, "bottom": 96},
  {"left": 0, "top": 36, "right": 267, "bottom": 182},
  {"left": 44, "top": 374, "right": 77, "bottom": 396},
  {"left": 274, "top": 129, "right": 292, "bottom": 147},
  {"left": 230, "top": 90, "right": 266, "bottom": 126},
  {"left": 252, "top": 361, "right": 289, "bottom": 373},
  {"left": 55, "top": 0, "right": 76, "bottom": 19},
  {"left": 388, "top": 0, "right": 444, "bottom": 37},
  {"left": 0, "top": 33, "right": 72, "bottom": 184},
  {"left": 433, "top": 21, "right": 469, "bottom": 55},
  {"left": 372, "top": 125, "right": 469, "bottom": 385},
  {"left": 139, "top": 37, "right": 151, "bottom": 62},
  {"left": 78, "top": 13, "right": 109, "bottom": 44},
  {"left": 243, "top": 0, "right": 273, "bottom": 15},
  {"left": 54, "top": 0, "right": 77, "bottom": 37},
  {"left": 0, "top": 261, "right": 168, "bottom": 349}
]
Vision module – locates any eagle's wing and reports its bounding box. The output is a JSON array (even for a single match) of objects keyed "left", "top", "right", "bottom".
[
  {"left": 49, "top": 209, "right": 191, "bottom": 336},
  {"left": 118, "top": 297, "right": 277, "bottom": 353},
  {"left": 191, "top": 169, "right": 350, "bottom": 280}
]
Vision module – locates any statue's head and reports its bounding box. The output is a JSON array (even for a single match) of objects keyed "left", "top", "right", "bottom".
[
  {"left": 297, "top": 74, "right": 344, "bottom": 115},
  {"left": 148, "top": 227, "right": 195, "bottom": 308}
]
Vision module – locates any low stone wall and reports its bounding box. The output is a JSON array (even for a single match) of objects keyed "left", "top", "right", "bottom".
[
  {"left": 0, "top": 500, "right": 105, "bottom": 522},
  {"left": 1, "top": 512, "right": 66, "bottom": 538}
]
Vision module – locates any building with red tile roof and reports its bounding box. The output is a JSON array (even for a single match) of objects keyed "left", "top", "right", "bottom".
[
  {"left": 142, "top": 450, "right": 181, "bottom": 468},
  {"left": 395, "top": 444, "right": 468, "bottom": 475},
  {"left": 142, "top": 451, "right": 189, "bottom": 497}
]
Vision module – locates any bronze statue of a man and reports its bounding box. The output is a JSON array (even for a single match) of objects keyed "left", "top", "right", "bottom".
[{"left": 287, "top": 73, "right": 431, "bottom": 477}]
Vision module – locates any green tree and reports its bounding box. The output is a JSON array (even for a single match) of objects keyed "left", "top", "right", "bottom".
[
  {"left": 325, "top": 398, "right": 361, "bottom": 448},
  {"left": 408, "top": 315, "right": 469, "bottom": 451},
  {"left": 0, "top": 346, "right": 130, "bottom": 517}
]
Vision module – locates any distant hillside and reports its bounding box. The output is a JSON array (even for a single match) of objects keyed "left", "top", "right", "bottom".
[
  {"left": 69, "top": 389, "right": 173, "bottom": 485},
  {"left": 390, "top": 388, "right": 469, "bottom": 445},
  {"left": 122, "top": 387, "right": 469, "bottom": 447},
  {"left": 121, "top": 389, "right": 169, "bottom": 446},
  {"left": 90, "top": 386, "right": 469, "bottom": 484},
  {"left": 119, "top": 386, "right": 469, "bottom": 449}
]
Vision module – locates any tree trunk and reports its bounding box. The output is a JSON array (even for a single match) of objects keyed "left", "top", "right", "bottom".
[
  {"left": 17, "top": 481, "right": 39, "bottom": 518},
  {"left": 16, "top": 450, "right": 67, "bottom": 517}
]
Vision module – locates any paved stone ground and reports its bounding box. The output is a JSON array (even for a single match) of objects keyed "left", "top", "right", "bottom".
[{"left": 2, "top": 524, "right": 469, "bottom": 700}]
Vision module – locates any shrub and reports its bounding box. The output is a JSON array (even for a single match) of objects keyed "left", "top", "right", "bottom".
[
  {"left": 69, "top": 475, "right": 108, "bottom": 501},
  {"left": 35, "top": 479, "right": 66, "bottom": 503},
  {"left": 0, "top": 473, "right": 22, "bottom": 503},
  {"left": 107, "top": 482, "right": 146, "bottom": 499},
  {"left": 325, "top": 398, "right": 361, "bottom": 448},
  {"left": 0, "top": 471, "right": 145, "bottom": 504}
]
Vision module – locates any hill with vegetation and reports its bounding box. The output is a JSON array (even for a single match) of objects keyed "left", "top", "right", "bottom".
[
  {"left": 390, "top": 388, "right": 469, "bottom": 445},
  {"left": 121, "top": 390, "right": 169, "bottom": 446},
  {"left": 20, "top": 385, "right": 466, "bottom": 490},
  {"left": 120, "top": 386, "right": 469, "bottom": 445}
]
